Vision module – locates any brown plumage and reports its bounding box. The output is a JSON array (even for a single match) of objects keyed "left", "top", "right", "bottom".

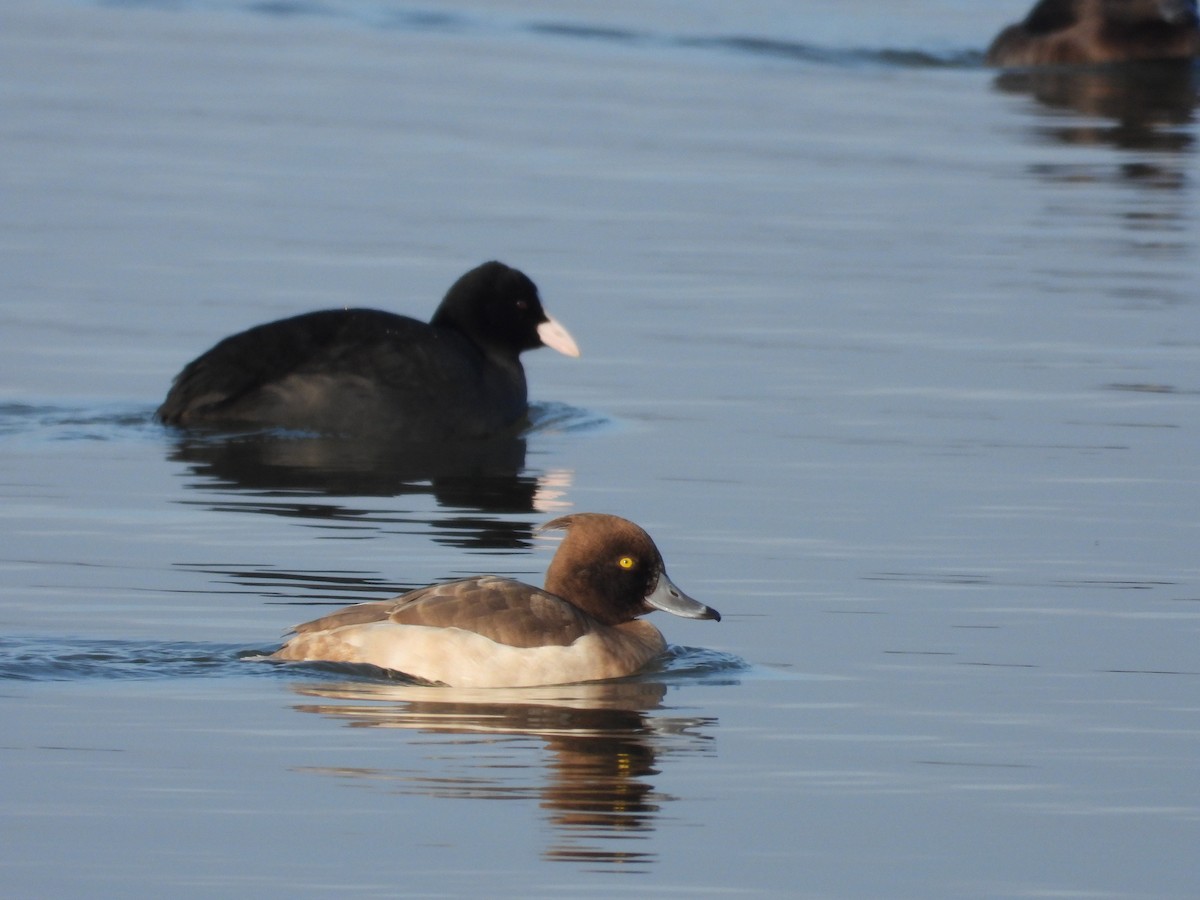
[
  {"left": 270, "top": 513, "right": 721, "bottom": 687},
  {"left": 286, "top": 577, "right": 597, "bottom": 649},
  {"left": 986, "top": 0, "right": 1200, "bottom": 67}
]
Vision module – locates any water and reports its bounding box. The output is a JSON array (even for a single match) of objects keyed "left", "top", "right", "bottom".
[{"left": 3, "top": 0, "right": 1200, "bottom": 897}]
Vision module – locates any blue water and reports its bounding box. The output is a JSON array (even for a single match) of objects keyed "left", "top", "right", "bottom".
[{"left": 3, "top": 0, "right": 1200, "bottom": 897}]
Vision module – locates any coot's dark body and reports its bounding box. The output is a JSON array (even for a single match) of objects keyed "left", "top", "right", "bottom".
[{"left": 156, "top": 261, "right": 579, "bottom": 438}]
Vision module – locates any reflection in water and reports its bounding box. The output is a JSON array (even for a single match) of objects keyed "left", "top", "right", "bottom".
[
  {"left": 176, "top": 563, "right": 412, "bottom": 613},
  {"left": 289, "top": 679, "right": 718, "bottom": 872},
  {"left": 992, "top": 61, "right": 1198, "bottom": 306},
  {"left": 164, "top": 416, "right": 581, "bottom": 550},
  {"left": 167, "top": 429, "right": 531, "bottom": 496},
  {"left": 993, "top": 60, "right": 1198, "bottom": 152}
]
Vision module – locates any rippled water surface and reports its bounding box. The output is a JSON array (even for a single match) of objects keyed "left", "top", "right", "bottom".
[{"left": 3, "top": 1, "right": 1200, "bottom": 897}]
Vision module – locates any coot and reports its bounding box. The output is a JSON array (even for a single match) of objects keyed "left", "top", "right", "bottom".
[{"left": 157, "top": 261, "right": 580, "bottom": 438}]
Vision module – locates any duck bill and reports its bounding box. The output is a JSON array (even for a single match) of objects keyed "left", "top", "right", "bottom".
[
  {"left": 644, "top": 571, "right": 721, "bottom": 621},
  {"left": 537, "top": 315, "right": 581, "bottom": 358}
]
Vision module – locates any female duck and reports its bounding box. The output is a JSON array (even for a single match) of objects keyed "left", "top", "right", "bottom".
[
  {"left": 157, "top": 261, "right": 579, "bottom": 439},
  {"left": 270, "top": 513, "right": 721, "bottom": 688},
  {"left": 986, "top": 0, "right": 1200, "bottom": 66}
]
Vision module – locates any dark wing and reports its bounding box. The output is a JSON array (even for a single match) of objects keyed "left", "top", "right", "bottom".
[
  {"left": 386, "top": 576, "right": 596, "bottom": 648},
  {"left": 157, "top": 309, "right": 437, "bottom": 423}
]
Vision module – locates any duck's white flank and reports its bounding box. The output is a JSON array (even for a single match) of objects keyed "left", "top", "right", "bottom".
[{"left": 274, "top": 619, "right": 668, "bottom": 688}]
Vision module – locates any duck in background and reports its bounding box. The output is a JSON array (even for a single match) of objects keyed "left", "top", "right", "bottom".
[
  {"left": 986, "top": 0, "right": 1200, "bottom": 66},
  {"left": 269, "top": 513, "right": 722, "bottom": 688},
  {"left": 157, "top": 260, "right": 579, "bottom": 439}
]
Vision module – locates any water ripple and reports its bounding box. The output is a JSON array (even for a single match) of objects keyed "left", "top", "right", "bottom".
[
  {"left": 94, "top": 0, "right": 986, "bottom": 70},
  {"left": 1, "top": 635, "right": 747, "bottom": 686},
  {"left": 0, "top": 636, "right": 265, "bottom": 682},
  {"left": 647, "top": 645, "right": 752, "bottom": 684},
  {"left": 0, "top": 403, "right": 157, "bottom": 441}
]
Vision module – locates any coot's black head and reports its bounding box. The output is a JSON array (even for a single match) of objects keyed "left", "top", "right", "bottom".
[{"left": 430, "top": 261, "right": 579, "bottom": 361}]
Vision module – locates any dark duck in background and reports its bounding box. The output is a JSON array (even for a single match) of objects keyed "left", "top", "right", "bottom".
[{"left": 987, "top": 0, "right": 1200, "bottom": 66}]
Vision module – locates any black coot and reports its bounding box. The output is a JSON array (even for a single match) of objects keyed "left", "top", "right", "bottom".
[{"left": 156, "top": 261, "right": 580, "bottom": 438}]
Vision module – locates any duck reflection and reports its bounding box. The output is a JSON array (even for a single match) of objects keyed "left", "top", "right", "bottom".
[
  {"left": 164, "top": 428, "right": 574, "bottom": 550},
  {"left": 288, "top": 679, "right": 717, "bottom": 871},
  {"left": 992, "top": 60, "right": 1198, "bottom": 151},
  {"left": 991, "top": 60, "right": 1198, "bottom": 283}
]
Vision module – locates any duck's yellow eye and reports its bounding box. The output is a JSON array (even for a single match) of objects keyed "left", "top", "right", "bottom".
[{"left": 618, "top": 556, "right": 635, "bottom": 569}]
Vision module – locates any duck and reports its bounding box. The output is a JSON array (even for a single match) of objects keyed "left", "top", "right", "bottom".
[
  {"left": 156, "top": 261, "right": 580, "bottom": 438},
  {"left": 986, "top": 0, "right": 1200, "bottom": 67},
  {"left": 269, "top": 513, "right": 721, "bottom": 687}
]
